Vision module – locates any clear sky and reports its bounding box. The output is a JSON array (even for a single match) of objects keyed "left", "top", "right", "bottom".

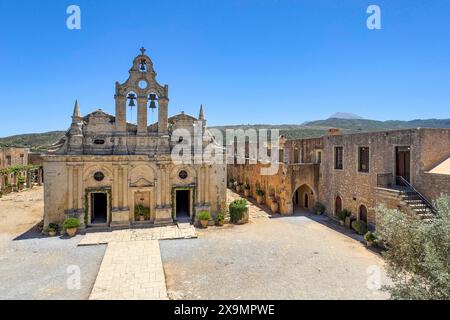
[{"left": 1, "top": 0, "right": 450, "bottom": 136}]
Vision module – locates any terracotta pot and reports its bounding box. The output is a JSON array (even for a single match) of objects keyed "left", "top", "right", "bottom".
[
  {"left": 48, "top": 230, "right": 57, "bottom": 237},
  {"left": 200, "top": 220, "right": 209, "bottom": 228},
  {"left": 244, "top": 189, "right": 250, "bottom": 197},
  {"left": 66, "top": 227, "right": 77, "bottom": 237},
  {"left": 256, "top": 195, "right": 264, "bottom": 205},
  {"left": 216, "top": 220, "right": 224, "bottom": 227},
  {"left": 270, "top": 201, "right": 279, "bottom": 213},
  {"left": 236, "top": 186, "right": 242, "bottom": 193},
  {"left": 139, "top": 215, "right": 145, "bottom": 221}
]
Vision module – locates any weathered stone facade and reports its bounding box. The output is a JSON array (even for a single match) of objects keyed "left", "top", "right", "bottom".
[
  {"left": 228, "top": 128, "right": 450, "bottom": 228},
  {"left": 43, "top": 50, "right": 227, "bottom": 229}
]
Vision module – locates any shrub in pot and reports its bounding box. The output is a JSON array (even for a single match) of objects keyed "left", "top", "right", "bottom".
[
  {"left": 236, "top": 183, "right": 243, "bottom": 193},
  {"left": 18, "top": 176, "right": 25, "bottom": 190},
  {"left": 243, "top": 184, "right": 250, "bottom": 197},
  {"left": 256, "top": 189, "right": 265, "bottom": 204},
  {"left": 337, "top": 209, "right": 351, "bottom": 226},
  {"left": 352, "top": 220, "right": 368, "bottom": 235},
  {"left": 63, "top": 218, "right": 81, "bottom": 237},
  {"left": 198, "top": 211, "right": 211, "bottom": 228},
  {"left": 313, "top": 202, "right": 326, "bottom": 215},
  {"left": 4, "top": 184, "right": 12, "bottom": 193},
  {"left": 229, "top": 199, "right": 249, "bottom": 224},
  {"left": 364, "top": 231, "right": 377, "bottom": 246},
  {"left": 215, "top": 213, "right": 225, "bottom": 226},
  {"left": 135, "top": 204, "right": 150, "bottom": 221},
  {"left": 46, "top": 223, "right": 59, "bottom": 237}
]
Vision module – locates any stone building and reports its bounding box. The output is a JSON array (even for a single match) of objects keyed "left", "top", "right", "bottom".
[
  {"left": 43, "top": 49, "right": 227, "bottom": 229},
  {"left": 0, "top": 147, "right": 29, "bottom": 190},
  {"left": 228, "top": 128, "right": 450, "bottom": 228}
]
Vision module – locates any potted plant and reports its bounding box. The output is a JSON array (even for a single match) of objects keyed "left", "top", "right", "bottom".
[
  {"left": 215, "top": 213, "right": 225, "bottom": 226},
  {"left": 313, "top": 202, "right": 326, "bottom": 215},
  {"left": 337, "top": 209, "right": 351, "bottom": 226},
  {"left": 236, "top": 183, "right": 243, "bottom": 193},
  {"left": 364, "top": 231, "right": 377, "bottom": 246},
  {"left": 17, "top": 176, "right": 25, "bottom": 190},
  {"left": 63, "top": 218, "right": 81, "bottom": 237},
  {"left": 256, "top": 189, "right": 265, "bottom": 205},
  {"left": 4, "top": 183, "right": 12, "bottom": 193},
  {"left": 228, "top": 179, "right": 235, "bottom": 189},
  {"left": 229, "top": 199, "right": 249, "bottom": 224},
  {"left": 135, "top": 204, "right": 150, "bottom": 221},
  {"left": 243, "top": 184, "right": 251, "bottom": 197},
  {"left": 46, "top": 223, "right": 59, "bottom": 237},
  {"left": 270, "top": 196, "right": 279, "bottom": 213},
  {"left": 352, "top": 220, "right": 368, "bottom": 235},
  {"left": 198, "top": 211, "right": 211, "bottom": 228}
]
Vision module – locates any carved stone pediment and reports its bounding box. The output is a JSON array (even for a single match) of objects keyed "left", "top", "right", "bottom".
[{"left": 130, "top": 177, "right": 154, "bottom": 188}]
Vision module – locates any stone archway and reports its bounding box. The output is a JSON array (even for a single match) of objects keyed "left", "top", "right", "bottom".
[
  {"left": 292, "top": 184, "right": 315, "bottom": 212},
  {"left": 359, "top": 205, "right": 368, "bottom": 223}
]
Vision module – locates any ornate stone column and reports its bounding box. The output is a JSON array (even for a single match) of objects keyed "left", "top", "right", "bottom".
[
  {"left": 67, "top": 165, "right": 73, "bottom": 211},
  {"left": 77, "top": 166, "right": 83, "bottom": 210},
  {"left": 122, "top": 166, "right": 128, "bottom": 209},
  {"left": 113, "top": 165, "right": 119, "bottom": 210}
]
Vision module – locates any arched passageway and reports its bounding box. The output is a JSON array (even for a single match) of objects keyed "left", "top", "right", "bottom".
[{"left": 293, "top": 184, "right": 315, "bottom": 212}]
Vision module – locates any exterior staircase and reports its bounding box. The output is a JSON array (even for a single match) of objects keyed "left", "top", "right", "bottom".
[{"left": 376, "top": 175, "right": 437, "bottom": 222}]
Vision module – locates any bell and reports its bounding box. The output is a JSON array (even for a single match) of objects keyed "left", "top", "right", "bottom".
[
  {"left": 140, "top": 59, "right": 146, "bottom": 71},
  {"left": 149, "top": 100, "right": 157, "bottom": 109},
  {"left": 127, "top": 93, "right": 136, "bottom": 107}
]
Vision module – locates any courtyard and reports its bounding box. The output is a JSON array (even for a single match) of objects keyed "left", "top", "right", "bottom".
[{"left": 0, "top": 188, "right": 388, "bottom": 300}]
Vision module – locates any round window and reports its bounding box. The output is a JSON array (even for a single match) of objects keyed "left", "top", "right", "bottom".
[
  {"left": 94, "top": 172, "right": 105, "bottom": 182},
  {"left": 178, "top": 170, "right": 188, "bottom": 180},
  {"left": 138, "top": 80, "right": 148, "bottom": 89}
]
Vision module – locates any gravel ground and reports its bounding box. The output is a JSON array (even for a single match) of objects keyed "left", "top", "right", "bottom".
[
  {"left": 0, "top": 188, "right": 105, "bottom": 300},
  {"left": 160, "top": 191, "right": 389, "bottom": 300}
]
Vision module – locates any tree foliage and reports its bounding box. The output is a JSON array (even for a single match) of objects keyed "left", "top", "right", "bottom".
[{"left": 376, "top": 195, "right": 450, "bottom": 299}]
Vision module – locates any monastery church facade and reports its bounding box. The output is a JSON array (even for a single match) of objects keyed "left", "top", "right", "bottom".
[{"left": 43, "top": 49, "right": 227, "bottom": 229}]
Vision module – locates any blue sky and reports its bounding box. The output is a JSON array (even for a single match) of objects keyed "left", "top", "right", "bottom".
[{"left": 1, "top": 0, "right": 450, "bottom": 136}]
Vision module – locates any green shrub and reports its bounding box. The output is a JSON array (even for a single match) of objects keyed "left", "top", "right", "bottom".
[
  {"left": 63, "top": 218, "right": 80, "bottom": 229},
  {"left": 313, "top": 202, "right": 326, "bottom": 215},
  {"left": 256, "top": 189, "right": 265, "bottom": 196},
  {"left": 337, "top": 209, "right": 351, "bottom": 221},
  {"left": 198, "top": 211, "right": 211, "bottom": 221},
  {"left": 134, "top": 205, "right": 151, "bottom": 220},
  {"left": 47, "top": 223, "right": 59, "bottom": 232},
  {"left": 352, "top": 220, "right": 368, "bottom": 235},
  {"left": 364, "top": 231, "right": 377, "bottom": 243},
  {"left": 18, "top": 176, "right": 25, "bottom": 183},
  {"left": 244, "top": 184, "right": 250, "bottom": 190},
  {"left": 216, "top": 213, "right": 225, "bottom": 222},
  {"left": 229, "top": 199, "right": 248, "bottom": 223}
]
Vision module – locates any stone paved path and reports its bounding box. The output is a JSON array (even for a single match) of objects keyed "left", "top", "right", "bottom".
[
  {"left": 78, "top": 225, "right": 197, "bottom": 246},
  {"left": 89, "top": 240, "right": 167, "bottom": 300}
]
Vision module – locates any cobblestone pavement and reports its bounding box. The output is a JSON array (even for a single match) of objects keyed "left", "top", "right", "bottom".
[
  {"left": 160, "top": 190, "right": 389, "bottom": 300},
  {"left": 89, "top": 240, "right": 167, "bottom": 300},
  {"left": 78, "top": 225, "right": 197, "bottom": 246}
]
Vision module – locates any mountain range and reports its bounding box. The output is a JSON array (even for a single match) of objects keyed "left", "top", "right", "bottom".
[{"left": 1, "top": 115, "right": 450, "bottom": 152}]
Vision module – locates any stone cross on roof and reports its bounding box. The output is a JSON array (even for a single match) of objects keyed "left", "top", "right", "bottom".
[{"left": 140, "top": 47, "right": 146, "bottom": 55}]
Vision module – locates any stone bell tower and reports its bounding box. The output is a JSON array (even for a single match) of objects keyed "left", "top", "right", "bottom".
[{"left": 113, "top": 48, "right": 169, "bottom": 153}]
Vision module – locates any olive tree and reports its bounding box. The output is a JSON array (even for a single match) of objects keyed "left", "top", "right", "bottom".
[{"left": 376, "top": 195, "right": 450, "bottom": 300}]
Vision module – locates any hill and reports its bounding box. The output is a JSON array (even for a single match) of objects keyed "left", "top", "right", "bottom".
[{"left": 0, "top": 131, "right": 66, "bottom": 152}]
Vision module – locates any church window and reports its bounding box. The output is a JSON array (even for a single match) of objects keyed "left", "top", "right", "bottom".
[
  {"left": 179, "top": 170, "right": 188, "bottom": 180},
  {"left": 94, "top": 171, "right": 105, "bottom": 182}
]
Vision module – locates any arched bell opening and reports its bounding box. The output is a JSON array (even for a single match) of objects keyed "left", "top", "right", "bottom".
[
  {"left": 126, "top": 91, "right": 138, "bottom": 124},
  {"left": 148, "top": 92, "right": 159, "bottom": 124}
]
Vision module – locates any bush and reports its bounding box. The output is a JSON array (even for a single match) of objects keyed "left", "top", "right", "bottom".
[
  {"left": 215, "top": 213, "right": 225, "bottom": 222},
  {"left": 18, "top": 176, "right": 25, "bottom": 183},
  {"left": 313, "top": 202, "right": 326, "bottom": 215},
  {"left": 364, "top": 231, "right": 377, "bottom": 243},
  {"left": 197, "top": 211, "right": 211, "bottom": 221},
  {"left": 256, "top": 189, "right": 265, "bottom": 196},
  {"left": 134, "top": 204, "right": 151, "bottom": 220},
  {"left": 376, "top": 196, "right": 450, "bottom": 299},
  {"left": 47, "top": 223, "right": 59, "bottom": 232},
  {"left": 63, "top": 218, "right": 80, "bottom": 229},
  {"left": 352, "top": 220, "right": 367, "bottom": 235},
  {"left": 229, "top": 199, "right": 248, "bottom": 223},
  {"left": 337, "top": 209, "right": 351, "bottom": 221},
  {"left": 244, "top": 184, "right": 250, "bottom": 190}
]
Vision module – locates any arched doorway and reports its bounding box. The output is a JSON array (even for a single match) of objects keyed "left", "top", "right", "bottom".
[
  {"left": 359, "top": 205, "right": 368, "bottom": 223},
  {"left": 293, "top": 184, "right": 315, "bottom": 212},
  {"left": 335, "top": 196, "right": 342, "bottom": 216}
]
